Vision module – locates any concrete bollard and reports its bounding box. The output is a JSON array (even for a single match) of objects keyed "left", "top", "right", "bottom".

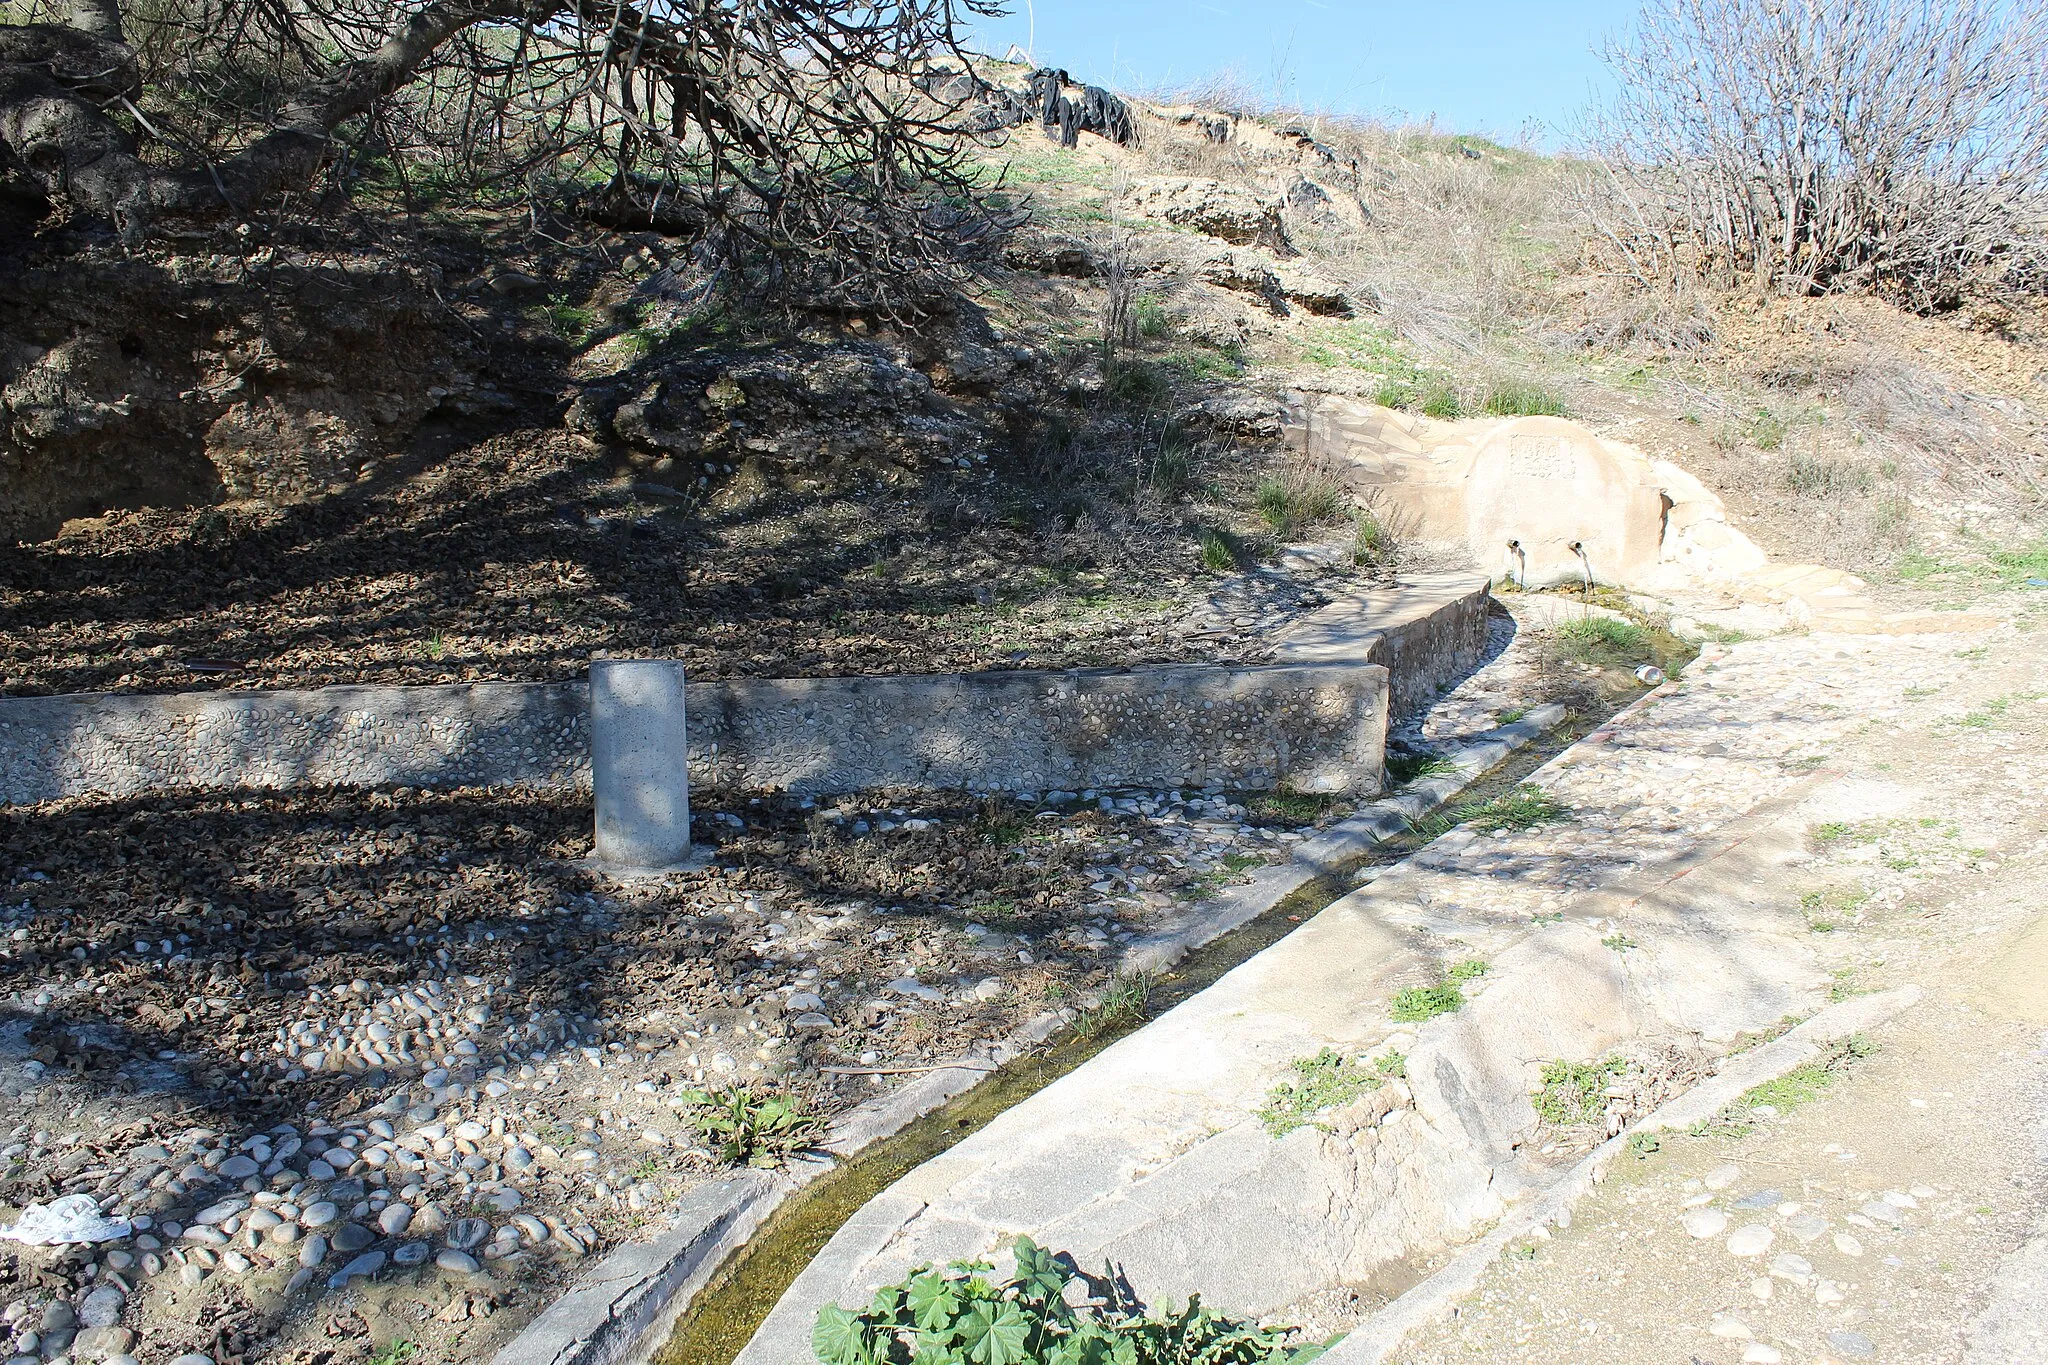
[{"left": 589, "top": 657, "right": 694, "bottom": 872}]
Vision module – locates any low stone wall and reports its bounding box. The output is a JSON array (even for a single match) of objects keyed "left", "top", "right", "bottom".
[
  {"left": 0, "top": 663, "right": 1388, "bottom": 806},
  {"left": 1276, "top": 572, "right": 1493, "bottom": 719}
]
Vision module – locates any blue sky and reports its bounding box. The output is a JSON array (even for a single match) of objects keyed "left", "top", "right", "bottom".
[{"left": 964, "top": 0, "right": 1641, "bottom": 145}]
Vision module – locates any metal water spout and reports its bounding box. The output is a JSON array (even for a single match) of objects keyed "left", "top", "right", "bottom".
[
  {"left": 1570, "top": 541, "right": 1594, "bottom": 595},
  {"left": 1506, "top": 539, "right": 1526, "bottom": 589}
]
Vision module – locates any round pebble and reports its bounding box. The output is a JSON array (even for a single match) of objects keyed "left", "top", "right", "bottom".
[
  {"left": 1726, "top": 1225, "right": 1774, "bottom": 1257},
  {"left": 333, "top": 1223, "right": 374, "bottom": 1253},
  {"left": 1827, "top": 1330, "right": 1876, "bottom": 1358},
  {"left": 1749, "top": 1278, "right": 1773, "bottom": 1301},
  {"left": 1702, "top": 1163, "right": 1741, "bottom": 1190},
  {"left": 378, "top": 1204, "right": 413, "bottom": 1237},
  {"left": 1710, "top": 1317, "right": 1752, "bottom": 1339},
  {"left": 327, "top": 1250, "right": 386, "bottom": 1289},
  {"left": 436, "top": 1250, "right": 481, "bottom": 1274},
  {"left": 1682, "top": 1208, "right": 1728, "bottom": 1239},
  {"left": 300, "top": 1201, "right": 339, "bottom": 1228},
  {"left": 1834, "top": 1232, "right": 1865, "bottom": 1257},
  {"left": 1741, "top": 1345, "right": 1782, "bottom": 1364}
]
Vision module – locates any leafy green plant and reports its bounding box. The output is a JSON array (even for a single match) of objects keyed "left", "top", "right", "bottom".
[
  {"left": 1447, "top": 958, "right": 1490, "bottom": 983},
  {"left": 1258, "top": 1048, "right": 1382, "bottom": 1136},
  {"left": 1390, "top": 982, "right": 1464, "bottom": 1022},
  {"left": 1458, "top": 784, "right": 1569, "bottom": 833},
  {"left": 813, "top": 1236, "right": 1335, "bottom": 1365},
  {"left": 1534, "top": 1057, "right": 1628, "bottom": 1125},
  {"left": 1481, "top": 381, "right": 1569, "bottom": 417},
  {"left": 368, "top": 1343, "right": 418, "bottom": 1365},
  {"left": 1601, "top": 933, "right": 1637, "bottom": 952},
  {"left": 1496, "top": 705, "right": 1528, "bottom": 723},
  {"left": 1746, "top": 407, "right": 1788, "bottom": 451},
  {"left": 1254, "top": 476, "right": 1347, "bottom": 536},
  {"left": 1375, "top": 1050, "right": 1407, "bottom": 1079},
  {"left": 681, "top": 1085, "right": 822, "bottom": 1167},
  {"left": 1134, "top": 293, "right": 1172, "bottom": 339}
]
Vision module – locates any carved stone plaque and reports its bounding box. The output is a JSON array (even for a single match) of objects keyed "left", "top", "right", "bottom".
[{"left": 1507, "top": 434, "right": 1575, "bottom": 480}]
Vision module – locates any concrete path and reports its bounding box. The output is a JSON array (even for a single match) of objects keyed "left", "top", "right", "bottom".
[{"left": 737, "top": 618, "right": 1999, "bottom": 1363}]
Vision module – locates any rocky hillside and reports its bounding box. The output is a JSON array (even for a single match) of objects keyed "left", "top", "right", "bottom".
[{"left": 3, "top": 63, "right": 2045, "bottom": 695}]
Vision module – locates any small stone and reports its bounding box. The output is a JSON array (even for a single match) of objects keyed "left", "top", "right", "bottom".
[
  {"left": 268, "top": 1222, "right": 301, "bottom": 1247},
  {"left": 332, "top": 1224, "right": 374, "bottom": 1253},
  {"left": 1859, "top": 1200, "right": 1904, "bottom": 1226},
  {"left": 1768, "top": 1252, "right": 1813, "bottom": 1282},
  {"left": 1682, "top": 1208, "right": 1728, "bottom": 1239},
  {"left": 1784, "top": 1214, "right": 1828, "bottom": 1242},
  {"left": 1703, "top": 1163, "right": 1741, "bottom": 1190},
  {"left": 436, "top": 1250, "right": 480, "bottom": 1274},
  {"left": 41, "top": 1305, "right": 75, "bottom": 1332},
  {"left": 217, "top": 1156, "right": 259, "bottom": 1180},
  {"left": 1882, "top": 1189, "right": 1919, "bottom": 1209},
  {"left": 300, "top": 1201, "right": 339, "bottom": 1228},
  {"left": 391, "top": 1242, "right": 430, "bottom": 1267},
  {"left": 1749, "top": 1277, "right": 1774, "bottom": 1301},
  {"left": 167, "top": 1356, "right": 215, "bottom": 1365},
  {"left": 77, "top": 1288, "right": 123, "bottom": 1330},
  {"left": 785, "top": 992, "right": 825, "bottom": 1012},
  {"left": 1827, "top": 1330, "right": 1876, "bottom": 1358},
  {"left": 327, "top": 1251, "right": 386, "bottom": 1289},
  {"left": 378, "top": 1205, "right": 413, "bottom": 1237},
  {"left": 1729, "top": 1188, "right": 1784, "bottom": 1210},
  {"left": 1741, "top": 1346, "right": 1782, "bottom": 1364},
  {"left": 1726, "top": 1225, "right": 1775, "bottom": 1257},
  {"left": 1815, "top": 1280, "right": 1847, "bottom": 1306},
  {"left": 1834, "top": 1232, "right": 1865, "bottom": 1257},
  {"left": 304, "top": 1160, "right": 336, "bottom": 1182},
  {"left": 1710, "top": 1317, "right": 1753, "bottom": 1339},
  {"left": 448, "top": 1218, "right": 490, "bottom": 1251},
  {"left": 299, "top": 1234, "right": 329, "bottom": 1267},
  {"left": 73, "top": 1326, "right": 135, "bottom": 1360}
]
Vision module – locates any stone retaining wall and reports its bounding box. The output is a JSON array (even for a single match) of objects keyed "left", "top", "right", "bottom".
[{"left": 0, "top": 663, "right": 1389, "bottom": 806}]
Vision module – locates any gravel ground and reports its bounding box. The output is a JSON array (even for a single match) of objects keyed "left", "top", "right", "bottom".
[{"left": 0, "top": 776, "right": 1366, "bottom": 1364}]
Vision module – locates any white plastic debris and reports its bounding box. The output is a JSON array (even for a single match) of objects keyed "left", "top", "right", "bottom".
[
  {"left": 1634, "top": 664, "right": 1667, "bottom": 686},
  {"left": 0, "top": 1194, "right": 132, "bottom": 1245}
]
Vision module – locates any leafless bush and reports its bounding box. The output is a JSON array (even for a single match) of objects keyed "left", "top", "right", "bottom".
[
  {"left": 0, "top": 0, "right": 1009, "bottom": 309},
  {"left": 1579, "top": 0, "right": 2048, "bottom": 311}
]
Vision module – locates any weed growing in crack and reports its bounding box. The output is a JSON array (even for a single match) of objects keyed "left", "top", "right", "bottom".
[
  {"left": 1459, "top": 784, "right": 1570, "bottom": 833},
  {"left": 1258, "top": 1048, "right": 1383, "bottom": 1136},
  {"left": 1740, "top": 1034, "right": 1876, "bottom": 1116},
  {"left": 1554, "top": 616, "right": 1651, "bottom": 668},
  {"left": 1535, "top": 1057, "right": 1629, "bottom": 1125},
  {"left": 1448, "top": 958, "right": 1491, "bottom": 983},
  {"left": 1386, "top": 752, "right": 1461, "bottom": 783},
  {"left": 681, "top": 1085, "right": 822, "bottom": 1168},
  {"left": 1602, "top": 933, "right": 1638, "bottom": 952},
  {"left": 1080, "top": 973, "right": 1152, "bottom": 1036},
  {"left": 1390, "top": 982, "right": 1465, "bottom": 1022}
]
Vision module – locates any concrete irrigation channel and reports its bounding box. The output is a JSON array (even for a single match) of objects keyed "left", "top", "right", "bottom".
[{"left": 496, "top": 696, "right": 1602, "bottom": 1365}]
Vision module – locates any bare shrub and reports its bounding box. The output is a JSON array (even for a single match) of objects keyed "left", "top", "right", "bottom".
[{"left": 1579, "top": 0, "right": 2048, "bottom": 311}]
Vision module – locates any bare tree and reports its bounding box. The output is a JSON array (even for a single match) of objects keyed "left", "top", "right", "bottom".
[
  {"left": 0, "top": 0, "right": 1008, "bottom": 304},
  {"left": 1579, "top": 0, "right": 2048, "bottom": 310}
]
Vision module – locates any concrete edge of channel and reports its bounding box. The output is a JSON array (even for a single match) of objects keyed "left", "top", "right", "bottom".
[
  {"left": 491, "top": 705, "right": 1573, "bottom": 1365},
  {"left": 1323, "top": 983, "right": 1927, "bottom": 1364}
]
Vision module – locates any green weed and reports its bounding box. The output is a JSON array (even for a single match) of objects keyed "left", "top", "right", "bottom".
[
  {"left": 1259, "top": 1048, "right": 1383, "bottom": 1136},
  {"left": 1255, "top": 476, "right": 1348, "bottom": 536},
  {"left": 1554, "top": 616, "right": 1651, "bottom": 667},
  {"left": 1385, "top": 752, "right": 1460, "bottom": 783},
  {"left": 1602, "top": 933, "right": 1638, "bottom": 951},
  {"left": 1081, "top": 973, "right": 1152, "bottom": 1036},
  {"left": 811, "top": 1235, "right": 1332, "bottom": 1365},
  {"left": 1458, "top": 784, "right": 1570, "bottom": 833},
  {"left": 680, "top": 1086, "right": 821, "bottom": 1168},
  {"left": 1741, "top": 1034, "right": 1874, "bottom": 1115},
  {"left": 1534, "top": 1057, "right": 1628, "bottom": 1126},
  {"left": 1198, "top": 527, "right": 1238, "bottom": 573},
  {"left": 1390, "top": 982, "right": 1465, "bottom": 1022},
  {"left": 368, "top": 1343, "right": 418, "bottom": 1365},
  {"left": 1447, "top": 959, "right": 1490, "bottom": 983}
]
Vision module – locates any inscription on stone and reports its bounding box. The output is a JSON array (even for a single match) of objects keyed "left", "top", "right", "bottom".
[{"left": 1507, "top": 434, "right": 1576, "bottom": 480}]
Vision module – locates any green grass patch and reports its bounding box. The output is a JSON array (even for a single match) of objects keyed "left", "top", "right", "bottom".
[
  {"left": 1255, "top": 476, "right": 1348, "bottom": 536},
  {"left": 1198, "top": 527, "right": 1238, "bottom": 572},
  {"left": 1385, "top": 751, "right": 1461, "bottom": 783},
  {"left": 1482, "top": 380, "right": 1569, "bottom": 417},
  {"left": 1447, "top": 958, "right": 1490, "bottom": 982},
  {"left": 1390, "top": 982, "right": 1465, "bottom": 1022},
  {"left": 1554, "top": 615, "right": 1652, "bottom": 667},
  {"left": 1534, "top": 1057, "right": 1628, "bottom": 1125},
  {"left": 1249, "top": 790, "right": 1343, "bottom": 825},
  {"left": 1258, "top": 1047, "right": 1383, "bottom": 1136},
  {"left": 1742, "top": 1034, "right": 1874, "bottom": 1114},
  {"left": 1458, "top": 784, "right": 1570, "bottom": 833}
]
